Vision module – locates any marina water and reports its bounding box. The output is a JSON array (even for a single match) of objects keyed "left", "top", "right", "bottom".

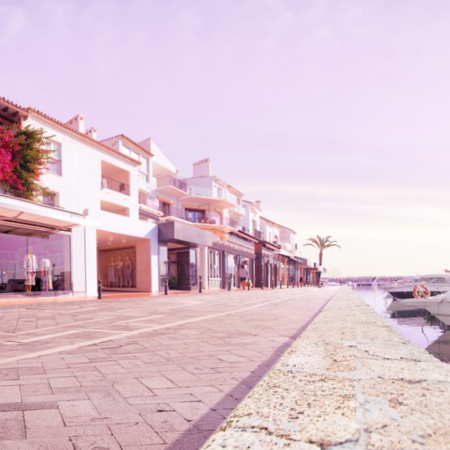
[{"left": 353, "top": 287, "right": 449, "bottom": 363}]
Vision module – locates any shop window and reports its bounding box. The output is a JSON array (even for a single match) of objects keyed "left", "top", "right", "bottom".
[{"left": 0, "top": 233, "right": 72, "bottom": 294}]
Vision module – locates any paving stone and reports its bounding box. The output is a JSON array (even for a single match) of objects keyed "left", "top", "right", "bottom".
[
  {"left": 0, "top": 386, "right": 21, "bottom": 403},
  {"left": 0, "top": 411, "right": 25, "bottom": 440},
  {"left": 139, "top": 376, "right": 178, "bottom": 389},
  {"left": 192, "top": 392, "right": 239, "bottom": 410},
  {"left": 24, "top": 409, "right": 64, "bottom": 429},
  {"left": 141, "top": 410, "right": 192, "bottom": 432},
  {"left": 58, "top": 399, "right": 100, "bottom": 418},
  {"left": 72, "top": 434, "right": 122, "bottom": 449},
  {"left": 0, "top": 438, "right": 74, "bottom": 449},
  {"left": 0, "top": 368, "right": 19, "bottom": 381},
  {"left": 109, "top": 422, "right": 164, "bottom": 446},
  {"left": 20, "top": 383, "right": 52, "bottom": 398},
  {"left": 48, "top": 376, "right": 81, "bottom": 389},
  {"left": 113, "top": 380, "right": 154, "bottom": 398},
  {"left": 126, "top": 394, "right": 197, "bottom": 405}
]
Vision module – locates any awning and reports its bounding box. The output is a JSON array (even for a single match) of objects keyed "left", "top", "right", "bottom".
[{"left": 0, "top": 195, "right": 90, "bottom": 237}]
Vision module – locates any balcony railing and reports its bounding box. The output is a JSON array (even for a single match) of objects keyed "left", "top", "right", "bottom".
[
  {"left": 101, "top": 176, "right": 130, "bottom": 195},
  {"left": 157, "top": 175, "right": 187, "bottom": 193},
  {"left": 240, "top": 226, "right": 264, "bottom": 240},
  {"left": 158, "top": 206, "right": 240, "bottom": 228},
  {"left": 0, "top": 187, "right": 63, "bottom": 209},
  {"left": 139, "top": 192, "right": 160, "bottom": 210}
]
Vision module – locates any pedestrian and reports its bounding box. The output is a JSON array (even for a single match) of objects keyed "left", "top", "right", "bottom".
[{"left": 239, "top": 264, "right": 249, "bottom": 290}]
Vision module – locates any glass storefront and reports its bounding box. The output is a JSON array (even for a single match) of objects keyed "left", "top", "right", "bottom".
[
  {"left": 166, "top": 247, "right": 198, "bottom": 290},
  {"left": 0, "top": 232, "right": 72, "bottom": 294}
]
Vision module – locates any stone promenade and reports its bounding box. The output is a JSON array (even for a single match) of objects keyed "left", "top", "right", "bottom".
[
  {"left": 0, "top": 287, "right": 336, "bottom": 449},
  {"left": 203, "top": 287, "right": 450, "bottom": 450}
]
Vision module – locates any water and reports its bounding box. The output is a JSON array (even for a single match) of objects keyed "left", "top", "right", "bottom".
[{"left": 353, "top": 287, "right": 449, "bottom": 363}]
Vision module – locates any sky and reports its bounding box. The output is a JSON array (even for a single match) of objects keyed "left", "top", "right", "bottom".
[{"left": 2, "top": 0, "right": 450, "bottom": 277}]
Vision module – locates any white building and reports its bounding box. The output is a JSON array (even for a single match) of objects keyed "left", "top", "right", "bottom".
[
  {"left": 0, "top": 96, "right": 319, "bottom": 298},
  {"left": 0, "top": 98, "right": 160, "bottom": 297}
]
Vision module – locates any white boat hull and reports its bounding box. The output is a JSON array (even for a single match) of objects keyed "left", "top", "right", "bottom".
[{"left": 402, "top": 294, "right": 450, "bottom": 326}]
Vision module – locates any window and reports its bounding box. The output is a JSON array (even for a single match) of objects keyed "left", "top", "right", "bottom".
[
  {"left": 44, "top": 141, "right": 62, "bottom": 176},
  {"left": 160, "top": 201, "right": 171, "bottom": 215},
  {"left": 42, "top": 191, "right": 57, "bottom": 207},
  {"left": 185, "top": 209, "right": 205, "bottom": 223},
  {"left": 139, "top": 156, "right": 149, "bottom": 182}
]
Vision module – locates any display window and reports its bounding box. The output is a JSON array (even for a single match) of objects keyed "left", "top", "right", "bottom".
[
  {"left": 0, "top": 233, "right": 72, "bottom": 294},
  {"left": 98, "top": 247, "right": 136, "bottom": 289}
]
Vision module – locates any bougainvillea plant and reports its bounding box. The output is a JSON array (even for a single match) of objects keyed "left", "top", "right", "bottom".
[{"left": 0, "top": 124, "right": 51, "bottom": 200}]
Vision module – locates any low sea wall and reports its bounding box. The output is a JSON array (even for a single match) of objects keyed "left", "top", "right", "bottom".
[{"left": 201, "top": 286, "right": 450, "bottom": 449}]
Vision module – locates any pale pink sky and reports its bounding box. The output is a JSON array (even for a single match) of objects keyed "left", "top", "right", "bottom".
[{"left": 2, "top": 0, "right": 450, "bottom": 277}]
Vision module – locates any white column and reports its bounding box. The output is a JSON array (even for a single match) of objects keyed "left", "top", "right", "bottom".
[
  {"left": 71, "top": 225, "right": 98, "bottom": 297},
  {"left": 198, "top": 245, "right": 209, "bottom": 290}
]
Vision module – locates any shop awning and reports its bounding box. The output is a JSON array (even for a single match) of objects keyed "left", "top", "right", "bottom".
[{"left": 0, "top": 196, "right": 89, "bottom": 237}]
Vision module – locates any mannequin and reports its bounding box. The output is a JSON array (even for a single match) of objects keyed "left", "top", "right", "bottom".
[
  {"left": 41, "top": 253, "right": 53, "bottom": 291},
  {"left": 108, "top": 257, "right": 116, "bottom": 287},
  {"left": 115, "top": 256, "right": 124, "bottom": 288},
  {"left": 124, "top": 256, "right": 133, "bottom": 288},
  {"left": 23, "top": 246, "right": 38, "bottom": 292}
]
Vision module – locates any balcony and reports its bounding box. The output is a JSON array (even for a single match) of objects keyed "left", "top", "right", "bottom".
[
  {"left": 156, "top": 175, "right": 188, "bottom": 197},
  {"left": 158, "top": 206, "right": 240, "bottom": 229},
  {"left": 138, "top": 193, "right": 163, "bottom": 221},
  {"left": 240, "top": 226, "right": 264, "bottom": 240},
  {"left": 101, "top": 176, "right": 130, "bottom": 195},
  {"left": 182, "top": 186, "right": 236, "bottom": 209},
  {"left": 0, "top": 187, "right": 63, "bottom": 209}
]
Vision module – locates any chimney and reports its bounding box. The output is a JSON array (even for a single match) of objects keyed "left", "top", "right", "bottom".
[
  {"left": 193, "top": 158, "right": 212, "bottom": 177},
  {"left": 65, "top": 114, "right": 85, "bottom": 133},
  {"left": 255, "top": 200, "right": 261, "bottom": 210},
  {"left": 85, "top": 127, "right": 97, "bottom": 140}
]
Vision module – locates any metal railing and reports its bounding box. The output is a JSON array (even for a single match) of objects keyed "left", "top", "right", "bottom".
[
  {"left": 157, "top": 175, "right": 187, "bottom": 193},
  {"left": 101, "top": 176, "right": 130, "bottom": 195},
  {"left": 0, "top": 187, "right": 62, "bottom": 209},
  {"left": 158, "top": 206, "right": 240, "bottom": 229},
  {"left": 139, "top": 192, "right": 160, "bottom": 210}
]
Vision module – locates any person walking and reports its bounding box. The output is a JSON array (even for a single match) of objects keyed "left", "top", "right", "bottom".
[{"left": 239, "top": 264, "right": 249, "bottom": 290}]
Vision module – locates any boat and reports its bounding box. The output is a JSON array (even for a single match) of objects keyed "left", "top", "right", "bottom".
[
  {"left": 401, "top": 291, "right": 450, "bottom": 326},
  {"left": 386, "top": 274, "right": 450, "bottom": 300},
  {"left": 386, "top": 296, "right": 427, "bottom": 317}
]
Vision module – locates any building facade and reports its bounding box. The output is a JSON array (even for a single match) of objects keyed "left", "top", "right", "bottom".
[{"left": 0, "top": 96, "right": 318, "bottom": 298}]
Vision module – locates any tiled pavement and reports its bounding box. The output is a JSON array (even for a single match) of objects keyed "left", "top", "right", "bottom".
[{"left": 0, "top": 287, "right": 338, "bottom": 449}]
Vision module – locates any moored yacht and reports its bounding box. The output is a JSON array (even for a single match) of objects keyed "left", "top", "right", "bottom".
[
  {"left": 402, "top": 292, "right": 450, "bottom": 326},
  {"left": 387, "top": 274, "right": 450, "bottom": 300}
]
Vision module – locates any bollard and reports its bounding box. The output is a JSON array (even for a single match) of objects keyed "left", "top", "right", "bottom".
[
  {"left": 199, "top": 275, "right": 202, "bottom": 293},
  {"left": 97, "top": 279, "right": 102, "bottom": 299},
  {"left": 248, "top": 278, "right": 250, "bottom": 291},
  {"left": 227, "top": 274, "right": 231, "bottom": 291},
  {"left": 280, "top": 279, "right": 282, "bottom": 289},
  {"left": 164, "top": 279, "right": 168, "bottom": 295}
]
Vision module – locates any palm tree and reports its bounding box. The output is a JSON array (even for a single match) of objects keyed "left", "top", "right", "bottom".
[{"left": 303, "top": 235, "right": 340, "bottom": 284}]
